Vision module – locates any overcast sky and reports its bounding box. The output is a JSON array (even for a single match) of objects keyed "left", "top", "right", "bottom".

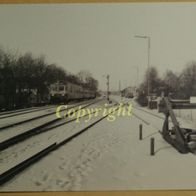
[{"left": 0, "top": 3, "right": 196, "bottom": 90}]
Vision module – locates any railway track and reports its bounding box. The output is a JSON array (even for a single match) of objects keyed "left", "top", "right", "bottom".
[
  {"left": 0, "top": 107, "right": 42, "bottom": 116},
  {"left": 132, "top": 112, "right": 150, "bottom": 125},
  {"left": 132, "top": 104, "right": 179, "bottom": 128},
  {"left": 0, "top": 105, "right": 57, "bottom": 116},
  {"left": 0, "top": 101, "right": 121, "bottom": 186},
  {"left": 0, "top": 99, "right": 102, "bottom": 151},
  {"left": 132, "top": 105, "right": 165, "bottom": 120},
  {"left": 0, "top": 99, "right": 95, "bottom": 131},
  {"left": 0, "top": 105, "right": 57, "bottom": 120},
  {"left": 120, "top": 102, "right": 163, "bottom": 126}
]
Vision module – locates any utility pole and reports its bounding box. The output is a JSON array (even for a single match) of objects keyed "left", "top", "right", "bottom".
[
  {"left": 147, "top": 36, "right": 150, "bottom": 99},
  {"left": 134, "top": 35, "right": 151, "bottom": 105},
  {"left": 119, "top": 80, "right": 121, "bottom": 92},
  {"left": 107, "top": 74, "right": 110, "bottom": 102},
  {"left": 134, "top": 66, "right": 139, "bottom": 88},
  {"left": 103, "top": 74, "right": 110, "bottom": 102}
]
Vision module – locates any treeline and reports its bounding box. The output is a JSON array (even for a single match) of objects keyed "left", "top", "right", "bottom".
[
  {"left": 137, "top": 61, "right": 196, "bottom": 106},
  {"left": 0, "top": 48, "right": 98, "bottom": 110}
]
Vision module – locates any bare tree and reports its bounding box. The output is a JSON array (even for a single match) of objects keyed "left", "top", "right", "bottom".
[
  {"left": 0, "top": 47, "right": 98, "bottom": 110},
  {"left": 163, "top": 70, "right": 179, "bottom": 96},
  {"left": 77, "top": 70, "right": 92, "bottom": 83},
  {"left": 180, "top": 61, "right": 196, "bottom": 98}
]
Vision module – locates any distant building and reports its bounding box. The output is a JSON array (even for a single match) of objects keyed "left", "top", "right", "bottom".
[{"left": 121, "top": 86, "right": 138, "bottom": 98}]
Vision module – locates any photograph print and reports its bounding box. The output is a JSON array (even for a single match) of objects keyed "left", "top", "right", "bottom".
[{"left": 1, "top": 2, "right": 196, "bottom": 191}]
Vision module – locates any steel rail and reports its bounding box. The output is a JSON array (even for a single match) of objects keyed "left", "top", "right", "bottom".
[
  {"left": 0, "top": 99, "right": 102, "bottom": 151},
  {"left": 0, "top": 99, "right": 95, "bottom": 131},
  {"left": 0, "top": 105, "right": 57, "bottom": 120},
  {"left": 0, "top": 102, "right": 121, "bottom": 186}
]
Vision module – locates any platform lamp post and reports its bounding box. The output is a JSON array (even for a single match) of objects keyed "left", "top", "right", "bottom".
[
  {"left": 134, "top": 35, "right": 151, "bottom": 106},
  {"left": 133, "top": 65, "right": 139, "bottom": 98},
  {"left": 134, "top": 65, "right": 139, "bottom": 88}
]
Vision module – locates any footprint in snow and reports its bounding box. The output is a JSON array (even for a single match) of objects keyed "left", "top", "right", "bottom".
[{"left": 34, "top": 181, "right": 42, "bottom": 186}]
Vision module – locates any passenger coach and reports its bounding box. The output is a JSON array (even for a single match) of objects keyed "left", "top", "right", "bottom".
[{"left": 50, "top": 81, "right": 96, "bottom": 103}]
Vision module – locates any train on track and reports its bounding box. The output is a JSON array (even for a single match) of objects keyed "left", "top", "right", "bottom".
[
  {"left": 27, "top": 81, "right": 97, "bottom": 105},
  {"left": 0, "top": 81, "right": 96, "bottom": 111},
  {"left": 49, "top": 81, "right": 96, "bottom": 104}
]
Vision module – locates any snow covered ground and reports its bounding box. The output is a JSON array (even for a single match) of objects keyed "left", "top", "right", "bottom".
[
  {"left": 0, "top": 101, "right": 94, "bottom": 143},
  {"left": 0, "top": 99, "right": 107, "bottom": 174},
  {"left": 1, "top": 96, "right": 196, "bottom": 191},
  {"left": 0, "top": 105, "right": 56, "bottom": 116},
  {"left": 174, "top": 109, "right": 196, "bottom": 128},
  {"left": 0, "top": 106, "right": 57, "bottom": 128}
]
